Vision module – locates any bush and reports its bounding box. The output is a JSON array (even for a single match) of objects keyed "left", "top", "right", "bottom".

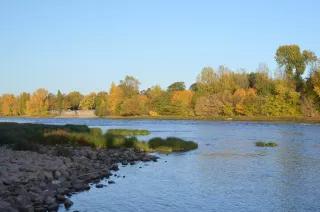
[
  {"left": 255, "top": 141, "right": 278, "bottom": 147},
  {"left": 148, "top": 137, "right": 198, "bottom": 152}
]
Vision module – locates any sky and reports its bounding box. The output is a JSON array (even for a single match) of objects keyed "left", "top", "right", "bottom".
[{"left": 0, "top": 0, "right": 319, "bottom": 95}]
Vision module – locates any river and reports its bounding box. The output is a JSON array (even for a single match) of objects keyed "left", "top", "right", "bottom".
[{"left": 1, "top": 118, "right": 320, "bottom": 212}]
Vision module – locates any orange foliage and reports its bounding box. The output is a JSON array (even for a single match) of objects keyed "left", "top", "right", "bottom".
[{"left": 171, "top": 90, "right": 194, "bottom": 107}]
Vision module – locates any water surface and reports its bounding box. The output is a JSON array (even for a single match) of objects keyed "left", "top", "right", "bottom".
[{"left": 1, "top": 118, "right": 320, "bottom": 212}]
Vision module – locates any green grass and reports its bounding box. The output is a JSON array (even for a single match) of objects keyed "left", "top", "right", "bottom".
[
  {"left": 255, "top": 141, "right": 278, "bottom": 147},
  {"left": 0, "top": 123, "right": 198, "bottom": 153},
  {"left": 148, "top": 137, "right": 198, "bottom": 152},
  {"left": 107, "top": 128, "right": 150, "bottom": 136}
]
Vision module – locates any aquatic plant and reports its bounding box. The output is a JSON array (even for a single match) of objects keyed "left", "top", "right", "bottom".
[
  {"left": 255, "top": 141, "right": 278, "bottom": 147},
  {"left": 107, "top": 128, "right": 150, "bottom": 136},
  {"left": 148, "top": 137, "right": 198, "bottom": 152},
  {"left": 0, "top": 123, "right": 198, "bottom": 153}
]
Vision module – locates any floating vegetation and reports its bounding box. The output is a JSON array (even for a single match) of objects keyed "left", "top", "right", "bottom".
[
  {"left": 148, "top": 137, "right": 198, "bottom": 153},
  {"left": 255, "top": 141, "right": 278, "bottom": 147}
]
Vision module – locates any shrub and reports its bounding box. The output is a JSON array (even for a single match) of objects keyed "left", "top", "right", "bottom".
[
  {"left": 148, "top": 137, "right": 198, "bottom": 152},
  {"left": 255, "top": 141, "right": 278, "bottom": 147}
]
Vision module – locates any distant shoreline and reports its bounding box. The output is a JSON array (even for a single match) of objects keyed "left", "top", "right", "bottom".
[{"left": 1, "top": 114, "right": 320, "bottom": 124}]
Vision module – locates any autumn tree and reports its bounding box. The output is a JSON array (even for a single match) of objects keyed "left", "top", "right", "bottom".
[
  {"left": 26, "top": 89, "right": 49, "bottom": 116},
  {"left": 80, "top": 93, "right": 97, "bottom": 110},
  {"left": 56, "top": 90, "right": 64, "bottom": 114},
  {"left": 1, "top": 94, "right": 18, "bottom": 116},
  {"left": 167, "top": 82, "right": 186, "bottom": 92},
  {"left": 16, "top": 92, "right": 30, "bottom": 115},
  {"left": 120, "top": 95, "right": 149, "bottom": 116},
  {"left": 95, "top": 92, "right": 109, "bottom": 117},
  {"left": 65, "top": 91, "right": 83, "bottom": 111},
  {"left": 107, "top": 83, "right": 124, "bottom": 115},
  {"left": 119, "top": 76, "right": 140, "bottom": 98},
  {"left": 170, "top": 90, "right": 194, "bottom": 116}
]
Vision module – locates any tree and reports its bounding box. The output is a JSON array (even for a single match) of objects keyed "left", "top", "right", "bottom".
[
  {"left": 65, "top": 91, "right": 83, "bottom": 111},
  {"left": 1, "top": 94, "right": 18, "bottom": 116},
  {"left": 248, "top": 65, "right": 274, "bottom": 96},
  {"left": 170, "top": 90, "right": 194, "bottom": 116},
  {"left": 95, "top": 92, "right": 109, "bottom": 117},
  {"left": 119, "top": 76, "right": 140, "bottom": 97},
  {"left": 80, "top": 93, "right": 97, "bottom": 110},
  {"left": 16, "top": 92, "right": 30, "bottom": 115},
  {"left": 120, "top": 95, "right": 149, "bottom": 116},
  {"left": 56, "top": 90, "right": 64, "bottom": 114},
  {"left": 197, "top": 67, "right": 217, "bottom": 94},
  {"left": 108, "top": 83, "right": 124, "bottom": 115},
  {"left": 311, "top": 67, "right": 320, "bottom": 98},
  {"left": 275, "top": 44, "right": 317, "bottom": 91},
  {"left": 26, "top": 89, "right": 49, "bottom": 116},
  {"left": 167, "top": 82, "right": 186, "bottom": 92}
]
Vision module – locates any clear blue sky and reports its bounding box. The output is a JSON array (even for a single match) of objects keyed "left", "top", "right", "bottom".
[{"left": 1, "top": 0, "right": 319, "bottom": 94}]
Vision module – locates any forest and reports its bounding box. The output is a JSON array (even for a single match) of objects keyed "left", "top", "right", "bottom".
[{"left": 1, "top": 45, "right": 320, "bottom": 119}]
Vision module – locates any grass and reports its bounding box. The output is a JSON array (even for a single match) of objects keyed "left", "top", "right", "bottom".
[
  {"left": 148, "top": 137, "right": 198, "bottom": 152},
  {"left": 255, "top": 141, "right": 278, "bottom": 147},
  {"left": 107, "top": 128, "right": 150, "bottom": 136},
  {"left": 0, "top": 123, "right": 198, "bottom": 153}
]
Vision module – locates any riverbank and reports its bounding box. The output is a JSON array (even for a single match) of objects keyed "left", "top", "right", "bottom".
[
  {"left": 0, "top": 145, "right": 158, "bottom": 212},
  {"left": 54, "top": 115, "right": 320, "bottom": 124},
  {"left": 1, "top": 115, "right": 320, "bottom": 124}
]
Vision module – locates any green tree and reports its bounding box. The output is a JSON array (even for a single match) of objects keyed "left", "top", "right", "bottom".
[
  {"left": 16, "top": 92, "right": 30, "bottom": 115},
  {"left": 95, "top": 92, "right": 109, "bottom": 117},
  {"left": 167, "top": 82, "right": 186, "bottom": 92},
  {"left": 65, "top": 91, "right": 83, "bottom": 111},
  {"left": 56, "top": 90, "right": 64, "bottom": 114},
  {"left": 275, "top": 44, "right": 317, "bottom": 91},
  {"left": 80, "top": 93, "right": 97, "bottom": 110},
  {"left": 119, "top": 76, "right": 140, "bottom": 97}
]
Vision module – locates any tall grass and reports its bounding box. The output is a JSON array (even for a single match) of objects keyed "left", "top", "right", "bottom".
[
  {"left": 148, "top": 137, "right": 198, "bottom": 152},
  {"left": 0, "top": 123, "right": 198, "bottom": 153},
  {"left": 107, "top": 129, "right": 150, "bottom": 136}
]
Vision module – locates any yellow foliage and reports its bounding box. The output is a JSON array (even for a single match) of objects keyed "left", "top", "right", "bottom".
[
  {"left": 171, "top": 90, "right": 194, "bottom": 107},
  {"left": 26, "top": 89, "right": 49, "bottom": 116},
  {"left": 149, "top": 111, "right": 159, "bottom": 116},
  {"left": 107, "top": 83, "right": 124, "bottom": 115},
  {"left": 1, "top": 94, "right": 18, "bottom": 116}
]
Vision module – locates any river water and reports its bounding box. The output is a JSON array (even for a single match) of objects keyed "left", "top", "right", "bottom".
[{"left": 1, "top": 118, "right": 320, "bottom": 212}]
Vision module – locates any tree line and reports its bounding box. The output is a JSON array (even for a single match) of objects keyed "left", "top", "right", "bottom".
[{"left": 1, "top": 44, "right": 320, "bottom": 118}]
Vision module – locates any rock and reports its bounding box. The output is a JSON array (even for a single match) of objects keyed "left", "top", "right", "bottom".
[
  {"left": 43, "top": 171, "right": 54, "bottom": 181},
  {"left": 64, "top": 198, "right": 73, "bottom": 209},
  {"left": 95, "top": 184, "right": 104, "bottom": 188},
  {"left": 45, "top": 196, "right": 56, "bottom": 205},
  {"left": 110, "top": 164, "right": 119, "bottom": 171},
  {"left": 56, "top": 194, "right": 66, "bottom": 202},
  {"left": 108, "top": 180, "right": 115, "bottom": 184},
  {"left": 53, "top": 171, "right": 61, "bottom": 179},
  {"left": 0, "top": 145, "right": 156, "bottom": 212},
  {"left": 47, "top": 203, "right": 59, "bottom": 211}
]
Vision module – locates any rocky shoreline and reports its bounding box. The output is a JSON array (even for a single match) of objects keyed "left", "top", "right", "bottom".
[{"left": 0, "top": 145, "right": 158, "bottom": 212}]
